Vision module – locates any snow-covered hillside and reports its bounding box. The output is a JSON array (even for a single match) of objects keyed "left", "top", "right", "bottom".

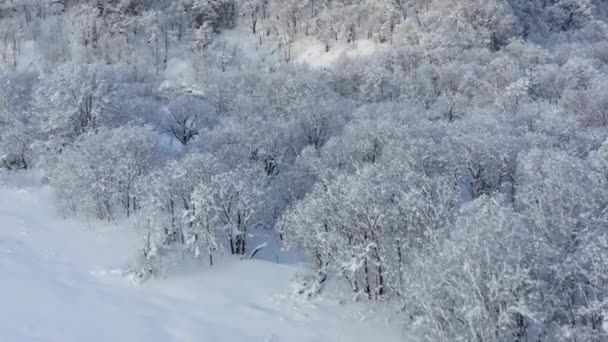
[
  {"left": 0, "top": 173, "right": 402, "bottom": 342},
  {"left": 2, "top": 0, "right": 608, "bottom": 340}
]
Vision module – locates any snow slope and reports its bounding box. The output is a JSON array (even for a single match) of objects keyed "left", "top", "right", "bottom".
[{"left": 0, "top": 172, "right": 403, "bottom": 342}]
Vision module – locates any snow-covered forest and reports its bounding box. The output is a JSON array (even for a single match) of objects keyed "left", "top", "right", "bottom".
[{"left": 1, "top": 0, "right": 608, "bottom": 340}]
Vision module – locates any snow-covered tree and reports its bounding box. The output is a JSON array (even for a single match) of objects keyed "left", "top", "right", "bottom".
[
  {"left": 161, "top": 95, "right": 215, "bottom": 145},
  {"left": 50, "top": 125, "right": 157, "bottom": 220},
  {"left": 404, "top": 196, "right": 536, "bottom": 341},
  {"left": 0, "top": 70, "right": 37, "bottom": 170},
  {"left": 34, "top": 63, "right": 137, "bottom": 148}
]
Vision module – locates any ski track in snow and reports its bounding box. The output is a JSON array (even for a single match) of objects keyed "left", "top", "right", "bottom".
[{"left": 0, "top": 173, "right": 403, "bottom": 342}]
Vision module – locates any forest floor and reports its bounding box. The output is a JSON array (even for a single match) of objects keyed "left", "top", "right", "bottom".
[{"left": 0, "top": 172, "right": 403, "bottom": 342}]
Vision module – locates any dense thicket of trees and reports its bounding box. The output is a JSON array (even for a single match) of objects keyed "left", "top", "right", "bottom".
[{"left": 1, "top": 0, "right": 608, "bottom": 340}]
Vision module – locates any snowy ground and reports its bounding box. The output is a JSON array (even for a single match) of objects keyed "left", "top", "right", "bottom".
[{"left": 0, "top": 172, "right": 403, "bottom": 342}]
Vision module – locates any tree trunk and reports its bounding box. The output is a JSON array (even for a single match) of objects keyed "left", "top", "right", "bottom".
[{"left": 363, "top": 259, "right": 372, "bottom": 299}]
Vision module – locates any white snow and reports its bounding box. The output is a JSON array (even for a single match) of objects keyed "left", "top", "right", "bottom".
[
  {"left": 0, "top": 172, "right": 403, "bottom": 342},
  {"left": 216, "top": 24, "right": 385, "bottom": 69},
  {"left": 293, "top": 39, "right": 386, "bottom": 68},
  {"left": 163, "top": 57, "right": 197, "bottom": 89}
]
